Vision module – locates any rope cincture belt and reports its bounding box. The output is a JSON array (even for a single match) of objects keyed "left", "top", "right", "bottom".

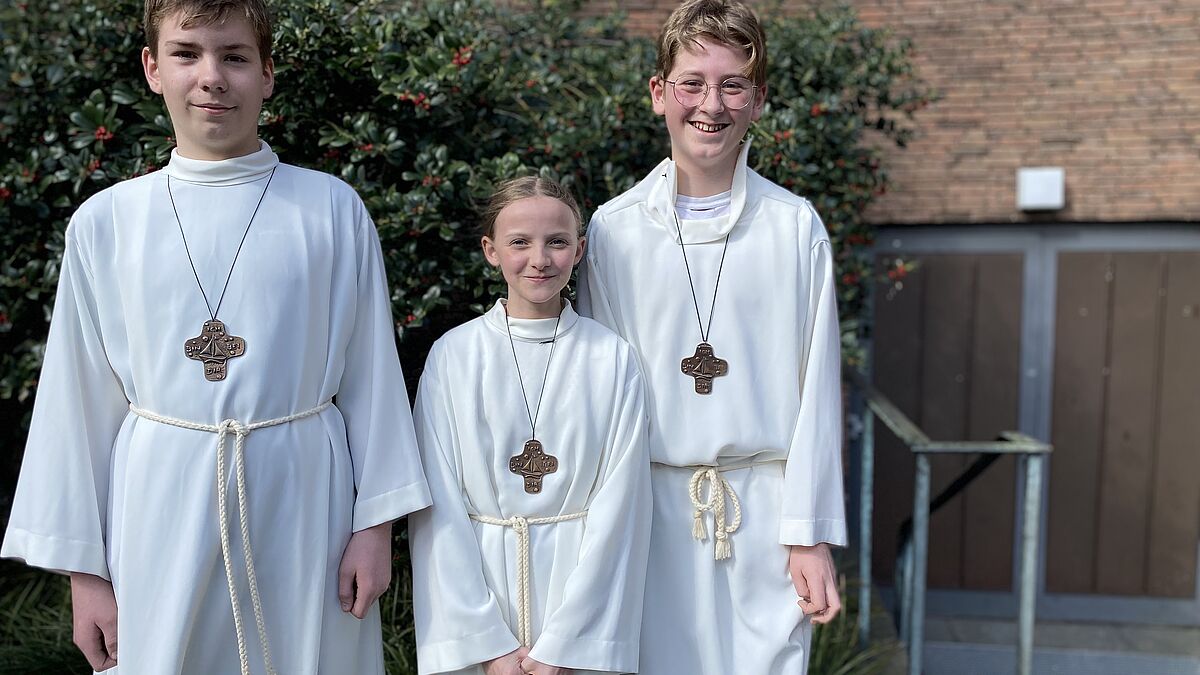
[
  {"left": 689, "top": 466, "right": 742, "bottom": 560},
  {"left": 129, "top": 400, "right": 332, "bottom": 675},
  {"left": 469, "top": 510, "right": 587, "bottom": 648},
  {"left": 655, "top": 459, "right": 783, "bottom": 561}
]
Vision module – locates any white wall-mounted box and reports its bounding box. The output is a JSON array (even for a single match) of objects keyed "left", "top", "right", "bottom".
[{"left": 1017, "top": 167, "right": 1065, "bottom": 211}]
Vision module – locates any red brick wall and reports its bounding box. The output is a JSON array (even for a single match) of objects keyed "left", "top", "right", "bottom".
[{"left": 581, "top": 0, "right": 1200, "bottom": 225}]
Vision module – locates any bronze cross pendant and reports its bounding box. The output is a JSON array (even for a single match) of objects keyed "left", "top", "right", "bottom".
[
  {"left": 184, "top": 319, "right": 246, "bottom": 382},
  {"left": 681, "top": 342, "right": 728, "bottom": 395},
  {"left": 509, "top": 439, "right": 559, "bottom": 494}
]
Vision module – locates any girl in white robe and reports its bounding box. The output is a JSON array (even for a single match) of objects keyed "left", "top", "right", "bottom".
[{"left": 409, "top": 177, "right": 651, "bottom": 675}]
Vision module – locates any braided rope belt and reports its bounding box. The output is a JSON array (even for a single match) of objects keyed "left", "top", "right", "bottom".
[
  {"left": 654, "top": 458, "right": 784, "bottom": 561},
  {"left": 688, "top": 466, "right": 743, "bottom": 560},
  {"left": 129, "top": 400, "right": 331, "bottom": 675},
  {"left": 469, "top": 510, "right": 587, "bottom": 647}
]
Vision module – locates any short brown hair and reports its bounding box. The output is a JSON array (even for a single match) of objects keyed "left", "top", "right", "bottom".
[
  {"left": 144, "top": 0, "right": 273, "bottom": 63},
  {"left": 656, "top": 0, "right": 767, "bottom": 85},
  {"left": 481, "top": 176, "right": 583, "bottom": 239}
]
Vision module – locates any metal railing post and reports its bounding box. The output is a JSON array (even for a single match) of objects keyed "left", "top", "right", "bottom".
[
  {"left": 898, "top": 541, "right": 911, "bottom": 643},
  {"left": 1017, "top": 454, "right": 1045, "bottom": 675},
  {"left": 844, "top": 368, "right": 1050, "bottom": 675},
  {"left": 909, "top": 454, "right": 931, "bottom": 675},
  {"left": 858, "top": 407, "right": 875, "bottom": 647}
]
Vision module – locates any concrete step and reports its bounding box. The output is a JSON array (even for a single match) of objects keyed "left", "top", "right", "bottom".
[
  {"left": 924, "top": 642, "right": 1200, "bottom": 675},
  {"left": 921, "top": 617, "right": 1200, "bottom": 674}
]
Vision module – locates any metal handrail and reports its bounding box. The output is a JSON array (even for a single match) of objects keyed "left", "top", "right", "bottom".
[{"left": 845, "top": 365, "right": 1052, "bottom": 675}]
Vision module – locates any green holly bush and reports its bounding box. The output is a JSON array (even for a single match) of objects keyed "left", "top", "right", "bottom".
[{"left": 0, "top": 0, "right": 928, "bottom": 671}]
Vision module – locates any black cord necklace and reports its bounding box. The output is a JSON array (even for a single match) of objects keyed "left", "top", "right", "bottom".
[
  {"left": 504, "top": 303, "right": 563, "bottom": 494},
  {"left": 168, "top": 167, "right": 276, "bottom": 382},
  {"left": 673, "top": 208, "right": 731, "bottom": 395}
]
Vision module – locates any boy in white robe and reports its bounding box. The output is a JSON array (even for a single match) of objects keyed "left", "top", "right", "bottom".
[
  {"left": 577, "top": 1, "right": 848, "bottom": 673},
  {"left": 409, "top": 177, "right": 651, "bottom": 675},
  {"left": 0, "top": 1, "right": 431, "bottom": 673}
]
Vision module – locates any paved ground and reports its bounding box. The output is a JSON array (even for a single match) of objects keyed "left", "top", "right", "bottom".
[
  {"left": 919, "top": 617, "right": 1200, "bottom": 675},
  {"left": 924, "top": 642, "right": 1200, "bottom": 675}
]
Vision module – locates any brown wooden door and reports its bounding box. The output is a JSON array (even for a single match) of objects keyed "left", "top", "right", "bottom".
[
  {"left": 1046, "top": 251, "right": 1200, "bottom": 598},
  {"left": 871, "top": 253, "right": 1025, "bottom": 590}
]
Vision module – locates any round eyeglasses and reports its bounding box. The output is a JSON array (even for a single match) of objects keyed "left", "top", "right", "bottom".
[{"left": 664, "top": 77, "right": 759, "bottom": 110}]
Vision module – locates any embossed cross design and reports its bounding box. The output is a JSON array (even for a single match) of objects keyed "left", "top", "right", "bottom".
[
  {"left": 681, "top": 342, "right": 728, "bottom": 394},
  {"left": 184, "top": 319, "right": 246, "bottom": 382},
  {"left": 509, "top": 439, "right": 559, "bottom": 494}
]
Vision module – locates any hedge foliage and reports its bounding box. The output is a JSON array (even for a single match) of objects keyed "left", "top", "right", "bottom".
[{"left": 0, "top": 0, "right": 928, "bottom": 671}]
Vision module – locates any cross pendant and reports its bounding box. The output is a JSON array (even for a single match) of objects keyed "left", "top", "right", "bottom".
[
  {"left": 184, "top": 319, "right": 246, "bottom": 382},
  {"left": 509, "top": 439, "right": 559, "bottom": 494},
  {"left": 681, "top": 341, "right": 728, "bottom": 394}
]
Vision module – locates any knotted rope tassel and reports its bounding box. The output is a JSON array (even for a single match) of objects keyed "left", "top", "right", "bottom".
[
  {"left": 470, "top": 511, "right": 587, "bottom": 647},
  {"left": 130, "top": 400, "right": 331, "bottom": 675},
  {"left": 688, "top": 466, "right": 743, "bottom": 560}
]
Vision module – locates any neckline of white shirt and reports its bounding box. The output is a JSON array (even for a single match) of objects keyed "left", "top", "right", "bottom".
[
  {"left": 165, "top": 140, "right": 280, "bottom": 186},
  {"left": 487, "top": 299, "right": 579, "bottom": 342},
  {"left": 674, "top": 190, "right": 732, "bottom": 225}
]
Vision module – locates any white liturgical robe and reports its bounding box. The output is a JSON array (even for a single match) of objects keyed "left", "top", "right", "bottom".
[
  {"left": 409, "top": 300, "right": 651, "bottom": 675},
  {"left": 578, "top": 142, "right": 848, "bottom": 675},
  {"left": 1, "top": 142, "right": 432, "bottom": 675}
]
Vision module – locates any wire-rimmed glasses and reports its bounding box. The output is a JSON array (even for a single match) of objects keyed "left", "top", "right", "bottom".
[{"left": 664, "top": 77, "right": 759, "bottom": 110}]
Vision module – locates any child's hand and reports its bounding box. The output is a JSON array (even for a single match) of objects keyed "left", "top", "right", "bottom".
[
  {"left": 70, "top": 572, "right": 118, "bottom": 671},
  {"left": 484, "top": 647, "right": 530, "bottom": 675},
  {"left": 789, "top": 542, "right": 841, "bottom": 625},
  {"left": 518, "top": 656, "right": 572, "bottom": 675},
  {"left": 338, "top": 520, "right": 394, "bottom": 619}
]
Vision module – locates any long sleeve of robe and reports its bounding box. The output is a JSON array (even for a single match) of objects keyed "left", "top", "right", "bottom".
[
  {"left": 409, "top": 301, "right": 651, "bottom": 675},
  {"left": 337, "top": 183, "right": 433, "bottom": 532},
  {"left": 1, "top": 219, "right": 128, "bottom": 579},
  {"left": 1, "top": 142, "right": 431, "bottom": 675},
  {"left": 576, "top": 141, "right": 846, "bottom": 675},
  {"left": 779, "top": 238, "right": 847, "bottom": 545}
]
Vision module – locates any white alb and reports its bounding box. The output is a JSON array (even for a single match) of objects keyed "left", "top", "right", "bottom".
[
  {"left": 408, "top": 300, "right": 651, "bottom": 675},
  {"left": 579, "top": 141, "right": 848, "bottom": 675},
  {"left": 1, "top": 142, "right": 432, "bottom": 674}
]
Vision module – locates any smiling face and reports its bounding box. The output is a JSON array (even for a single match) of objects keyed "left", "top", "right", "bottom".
[
  {"left": 141, "top": 11, "right": 273, "bottom": 161},
  {"left": 482, "top": 196, "right": 586, "bottom": 319},
  {"left": 650, "top": 38, "right": 766, "bottom": 195}
]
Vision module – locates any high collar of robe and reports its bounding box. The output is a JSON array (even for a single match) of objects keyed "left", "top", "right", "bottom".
[
  {"left": 165, "top": 141, "right": 281, "bottom": 186},
  {"left": 486, "top": 299, "right": 580, "bottom": 342},
  {"left": 647, "top": 140, "right": 752, "bottom": 245}
]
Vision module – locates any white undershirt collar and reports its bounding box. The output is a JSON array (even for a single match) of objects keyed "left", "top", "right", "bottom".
[
  {"left": 486, "top": 299, "right": 580, "bottom": 342},
  {"left": 675, "top": 190, "right": 733, "bottom": 221},
  {"left": 165, "top": 141, "right": 280, "bottom": 186}
]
